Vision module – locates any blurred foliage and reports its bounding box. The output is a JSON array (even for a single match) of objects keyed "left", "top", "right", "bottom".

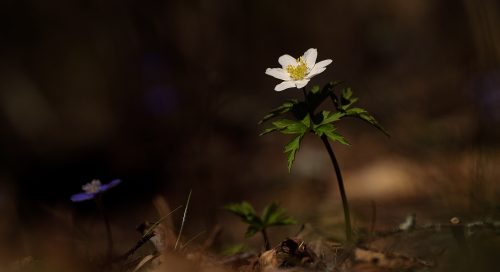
[{"left": 224, "top": 202, "right": 296, "bottom": 238}]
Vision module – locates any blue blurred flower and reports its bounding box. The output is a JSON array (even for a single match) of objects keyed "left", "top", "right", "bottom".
[{"left": 71, "top": 179, "right": 122, "bottom": 202}]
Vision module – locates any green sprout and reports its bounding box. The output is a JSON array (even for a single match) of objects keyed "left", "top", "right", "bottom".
[
  {"left": 262, "top": 48, "right": 389, "bottom": 242},
  {"left": 224, "top": 202, "right": 296, "bottom": 250},
  {"left": 221, "top": 243, "right": 249, "bottom": 256}
]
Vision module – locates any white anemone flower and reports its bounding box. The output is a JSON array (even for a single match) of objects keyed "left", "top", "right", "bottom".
[{"left": 265, "top": 48, "right": 332, "bottom": 91}]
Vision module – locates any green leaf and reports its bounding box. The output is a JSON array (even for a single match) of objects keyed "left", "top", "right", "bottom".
[
  {"left": 261, "top": 119, "right": 307, "bottom": 135},
  {"left": 225, "top": 201, "right": 296, "bottom": 243},
  {"left": 261, "top": 203, "right": 297, "bottom": 227},
  {"left": 261, "top": 116, "right": 310, "bottom": 171},
  {"left": 299, "top": 114, "right": 311, "bottom": 127},
  {"left": 290, "top": 101, "right": 309, "bottom": 120},
  {"left": 259, "top": 126, "right": 280, "bottom": 136},
  {"left": 324, "top": 81, "right": 344, "bottom": 90},
  {"left": 259, "top": 100, "right": 298, "bottom": 124},
  {"left": 224, "top": 202, "right": 263, "bottom": 238},
  {"left": 284, "top": 134, "right": 305, "bottom": 171},
  {"left": 245, "top": 224, "right": 262, "bottom": 238},
  {"left": 306, "top": 86, "right": 331, "bottom": 112},
  {"left": 261, "top": 203, "right": 279, "bottom": 224},
  {"left": 260, "top": 118, "right": 309, "bottom": 136},
  {"left": 324, "top": 129, "right": 349, "bottom": 146},
  {"left": 319, "top": 111, "right": 344, "bottom": 125},
  {"left": 310, "top": 85, "right": 321, "bottom": 94},
  {"left": 271, "top": 119, "right": 298, "bottom": 129},
  {"left": 305, "top": 81, "right": 345, "bottom": 112},
  {"left": 345, "top": 107, "right": 390, "bottom": 137},
  {"left": 314, "top": 123, "right": 350, "bottom": 145},
  {"left": 278, "top": 120, "right": 308, "bottom": 134},
  {"left": 221, "top": 244, "right": 249, "bottom": 256},
  {"left": 224, "top": 201, "right": 255, "bottom": 216},
  {"left": 224, "top": 202, "right": 261, "bottom": 225},
  {"left": 321, "top": 81, "right": 343, "bottom": 109},
  {"left": 342, "top": 87, "right": 353, "bottom": 99},
  {"left": 340, "top": 88, "right": 358, "bottom": 110}
]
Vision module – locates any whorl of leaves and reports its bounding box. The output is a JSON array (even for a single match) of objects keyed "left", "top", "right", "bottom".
[{"left": 260, "top": 82, "right": 389, "bottom": 171}]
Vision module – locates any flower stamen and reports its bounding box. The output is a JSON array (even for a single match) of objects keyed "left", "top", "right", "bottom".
[
  {"left": 286, "top": 57, "right": 308, "bottom": 80},
  {"left": 82, "top": 179, "right": 102, "bottom": 194}
]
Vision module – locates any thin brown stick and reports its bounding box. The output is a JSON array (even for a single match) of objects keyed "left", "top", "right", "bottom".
[{"left": 175, "top": 190, "right": 192, "bottom": 250}]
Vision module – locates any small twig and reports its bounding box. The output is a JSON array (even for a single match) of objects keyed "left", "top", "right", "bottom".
[
  {"left": 181, "top": 230, "right": 207, "bottom": 250},
  {"left": 202, "top": 224, "right": 222, "bottom": 250},
  {"left": 117, "top": 205, "right": 183, "bottom": 261},
  {"left": 175, "top": 190, "right": 192, "bottom": 250},
  {"left": 153, "top": 196, "right": 178, "bottom": 249},
  {"left": 143, "top": 205, "right": 183, "bottom": 238}
]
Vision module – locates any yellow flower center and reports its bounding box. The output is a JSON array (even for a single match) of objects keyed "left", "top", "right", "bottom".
[{"left": 286, "top": 57, "right": 308, "bottom": 80}]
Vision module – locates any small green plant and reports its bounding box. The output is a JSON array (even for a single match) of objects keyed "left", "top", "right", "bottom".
[
  {"left": 224, "top": 202, "right": 296, "bottom": 250},
  {"left": 262, "top": 48, "right": 389, "bottom": 242},
  {"left": 221, "top": 243, "right": 249, "bottom": 256}
]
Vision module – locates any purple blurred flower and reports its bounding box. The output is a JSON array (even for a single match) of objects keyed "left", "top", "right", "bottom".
[{"left": 71, "top": 179, "right": 122, "bottom": 202}]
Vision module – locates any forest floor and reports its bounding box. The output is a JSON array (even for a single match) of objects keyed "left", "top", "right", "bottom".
[{"left": 109, "top": 216, "right": 499, "bottom": 272}]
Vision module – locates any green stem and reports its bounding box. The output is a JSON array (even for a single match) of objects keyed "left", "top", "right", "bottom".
[
  {"left": 320, "top": 135, "right": 353, "bottom": 242},
  {"left": 261, "top": 228, "right": 271, "bottom": 250},
  {"left": 301, "top": 87, "right": 352, "bottom": 242}
]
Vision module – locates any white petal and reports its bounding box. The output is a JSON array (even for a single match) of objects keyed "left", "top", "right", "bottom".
[
  {"left": 314, "top": 59, "right": 332, "bottom": 69},
  {"left": 307, "top": 67, "right": 326, "bottom": 78},
  {"left": 308, "top": 59, "right": 332, "bottom": 77},
  {"left": 278, "top": 54, "right": 297, "bottom": 68},
  {"left": 265, "top": 68, "right": 291, "bottom": 81},
  {"left": 303, "top": 48, "right": 317, "bottom": 69},
  {"left": 274, "top": 81, "right": 296, "bottom": 91},
  {"left": 294, "top": 79, "right": 310, "bottom": 89}
]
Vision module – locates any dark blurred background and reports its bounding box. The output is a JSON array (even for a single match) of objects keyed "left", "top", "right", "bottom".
[{"left": 1, "top": 0, "right": 499, "bottom": 266}]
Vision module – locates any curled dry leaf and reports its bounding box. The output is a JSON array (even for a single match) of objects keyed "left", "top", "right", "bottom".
[{"left": 256, "top": 238, "right": 326, "bottom": 271}]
